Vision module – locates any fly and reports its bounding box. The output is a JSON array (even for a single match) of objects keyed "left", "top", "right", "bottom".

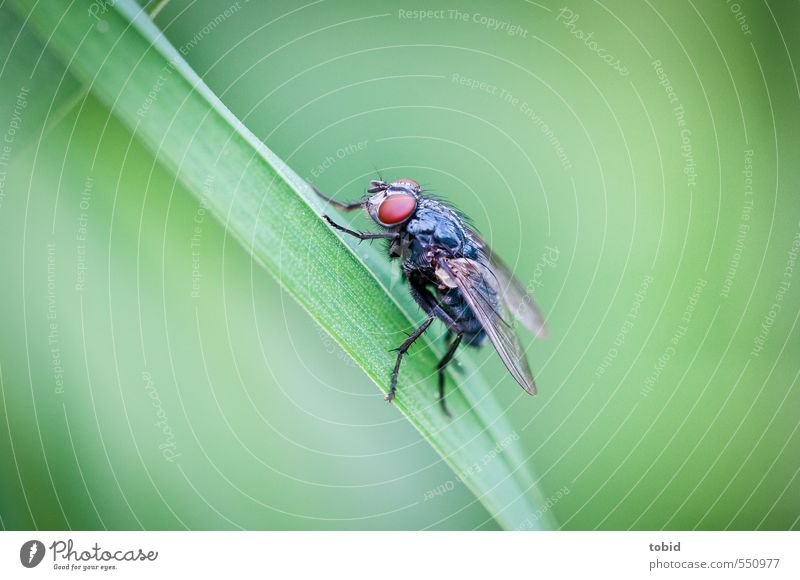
[{"left": 315, "top": 178, "right": 548, "bottom": 416}]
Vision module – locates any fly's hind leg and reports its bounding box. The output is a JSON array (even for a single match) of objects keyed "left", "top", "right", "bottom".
[
  {"left": 387, "top": 316, "right": 435, "bottom": 404},
  {"left": 436, "top": 333, "right": 463, "bottom": 417}
]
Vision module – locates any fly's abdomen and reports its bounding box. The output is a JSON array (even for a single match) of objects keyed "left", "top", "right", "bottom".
[{"left": 438, "top": 287, "right": 487, "bottom": 346}]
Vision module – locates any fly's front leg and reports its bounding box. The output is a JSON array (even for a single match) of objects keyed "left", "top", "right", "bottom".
[
  {"left": 387, "top": 316, "right": 435, "bottom": 403},
  {"left": 322, "top": 215, "right": 399, "bottom": 242},
  {"left": 407, "top": 275, "right": 461, "bottom": 332},
  {"left": 311, "top": 183, "right": 364, "bottom": 211}
]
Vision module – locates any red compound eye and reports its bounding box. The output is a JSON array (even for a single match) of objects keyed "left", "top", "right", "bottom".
[{"left": 377, "top": 193, "right": 417, "bottom": 225}]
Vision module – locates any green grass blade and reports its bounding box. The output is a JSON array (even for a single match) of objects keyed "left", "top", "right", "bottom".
[
  {"left": 0, "top": 6, "right": 83, "bottom": 152},
  {"left": 10, "top": 0, "right": 555, "bottom": 530}
]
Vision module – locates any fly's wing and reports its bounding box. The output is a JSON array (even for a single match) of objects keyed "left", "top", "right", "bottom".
[
  {"left": 467, "top": 231, "right": 549, "bottom": 339},
  {"left": 484, "top": 248, "right": 549, "bottom": 339},
  {"left": 439, "top": 256, "right": 537, "bottom": 395}
]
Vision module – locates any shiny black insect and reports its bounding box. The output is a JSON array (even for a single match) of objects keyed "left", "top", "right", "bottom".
[{"left": 316, "top": 177, "right": 548, "bottom": 416}]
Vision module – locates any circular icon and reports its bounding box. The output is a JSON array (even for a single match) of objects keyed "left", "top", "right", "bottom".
[{"left": 19, "top": 540, "right": 45, "bottom": 568}]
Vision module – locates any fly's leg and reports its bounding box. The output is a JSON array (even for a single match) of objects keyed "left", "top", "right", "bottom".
[
  {"left": 387, "top": 316, "right": 435, "bottom": 403},
  {"left": 407, "top": 275, "right": 463, "bottom": 416},
  {"left": 311, "top": 184, "right": 364, "bottom": 211},
  {"left": 408, "top": 275, "right": 460, "bottom": 331},
  {"left": 322, "top": 215, "right": 399, "bottom": 242},
  {"left": 436, "top": 333, "right": 463, "bottom": 418}
]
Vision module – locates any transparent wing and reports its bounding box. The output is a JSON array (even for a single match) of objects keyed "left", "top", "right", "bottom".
[
  {"left": 439, "top": 256, "right": 537, "bottom": 395},
  {"left": 467, "top": 231, "right": 549, "bottom": 339}
]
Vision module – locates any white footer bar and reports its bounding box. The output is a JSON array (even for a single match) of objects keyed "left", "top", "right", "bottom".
[{"left": 1, "top": 531, "right": 797, "bottom": 579}]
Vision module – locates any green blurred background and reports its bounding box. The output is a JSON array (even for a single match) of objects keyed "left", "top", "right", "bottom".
[{"left": 0, "top": 0, "right": 798, "bottom": 530}]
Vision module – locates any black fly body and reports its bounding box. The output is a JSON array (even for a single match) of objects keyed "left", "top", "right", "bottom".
[{"left": 316, "top": 178, "right": 548, "bottom": 416}]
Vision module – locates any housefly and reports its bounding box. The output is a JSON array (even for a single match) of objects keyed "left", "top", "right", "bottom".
[{"left": 316, "top": 178, "right": 548, "bottom": 416}]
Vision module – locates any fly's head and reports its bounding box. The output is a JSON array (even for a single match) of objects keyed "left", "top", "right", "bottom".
[{"left": 365, "top": 178, "right": 420, "bottom": 229}]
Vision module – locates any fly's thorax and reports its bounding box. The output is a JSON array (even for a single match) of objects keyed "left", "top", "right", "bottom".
[
  {"left": 400, "top": 230, "right": 436, "bottom": 273},
  {"left": 406, "top": 201, "right": 468, "bottom": 255}
]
